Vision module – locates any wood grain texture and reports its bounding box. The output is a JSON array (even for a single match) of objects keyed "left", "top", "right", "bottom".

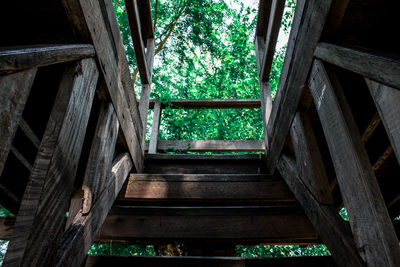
[
  {"left": 63, "top": 0, "right": 144, "bottom": 171},
  {"left": 308, "top": 59, "right": 400, "bottom": 267},
  {"left": 366, "top": 79, "right": 400, "bottom": 165},
  {"left": 82, "top": 103, "right": 119, "bottom": 214},
  {"left": 19, "top": 118, "right": 41, "bottom": 149},
  {"left": 123, "top": 174, "right": 294, "bottom": 202},
  {"left": 144, "top": 140, "right": 265, "bottom": 152},
  {"left": 0, "top": 69, "right": 37, "bottom": 177},
  {"left": 3, "top": 59, "right": 98, "bottom": 267},
  {"left": 265, "top": 0, "right": 332, "bottom": 174},
  {"left": 0, "top": 44, "right": 95, "bottom": 74},
  {"left": 149, "top": 98, "right": 261, "bottom": 109},
  {"left": 315, "top": 42, "right": 400, "bottom": 90},
  {"left": 55, "top": 153, "right": 133, "bottom": 267},
  {"left": 136, "top": 0, "right": 154, "bottom": 40},
  {"left": 148, "top": 101, "right": 161, "bottom": 154},
  {"left": 260, "top": 82, "right": 273, "bottom": 150},
  {"left": 290, "top": 111, "right": 333, "bottom": 205},
  {"left": 277, "top": 155, "right": 365, "bottom": 267},
  {"left": 255, "top": 0, "right": 273, "bottom": 38}
]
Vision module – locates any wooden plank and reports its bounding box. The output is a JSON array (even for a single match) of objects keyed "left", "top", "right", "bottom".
[
  {"left": 366, "top": 79, "right": 400, "bottom": 165},
  {"left": 149, "top": 98, "right": 261, "bottom": 109},
  {"left": 265, "top": 0, "right": 332, "bottom": 174},
  {"left": 360, "top": 112, "right": 381, "bottom": 143},
  {"left": 260, "top": 0, "right": 285, "bottom": 82},
  {"left": 98, "top": 206, "right": 317, "bottom": 242},
  {"left": 0, "top": 69, "right": 36, "bottom": 177},
  {"left": 10, "top": 146, "right": 32, "bottom": 171},
  {"left": 290, "top": 112, "right": 333, "bottom": 205},
  {"left": 82, "top": 103, "right": 119, "bottom": 214},
  {"left": 19, "top": 118, "right": 40, "bottom": 149},
  {"left": 63, "top": 0, "right": 144, "bottom": 172},
  {"left": 315, "top": 43, "right": 400, "bottom": 90},
  {"left": 144, "top": 140, "right": 265, "bottom": 152},
  {"left": 308, "top": 59, "right": 400, "bottom": 267},
  {"left": 260, "top": 82, "right": 273, "bottom": 149},
  {"left": 255, "top": 0, "right": 273, "bottom": 38},
  {"left": 65, "top": 189, "right": 84, "bottom": 230},
  {"left": 3, "top": 59, "right": 98, "bottom": 267},
  {"left": 277, "top": 155, "right": 365, "bottom": 267},
  {"left": 123, "top": 174, "right": 294, "bottom": 202},
  {"left": 136, "top": 0, "right": 154, "bottom": 40},
  {"left": 0, "top": 44, "right": 95, "bottom": 74},
  {"left": 125, "top": 0, "right": 150, "bottom": 84},
  {"left": 55, "top": 153, "right": 133, "bottom": 267},
  {"left": 86, "top": 255, "right": 336, "bottom": 267},
  {"left": 148, "top": 101, "right": 161, "bottom": 154}
]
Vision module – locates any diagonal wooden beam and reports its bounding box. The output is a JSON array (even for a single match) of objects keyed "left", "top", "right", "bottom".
[{"left": 308, "top": 59, "right": 400, "bottom": 266}]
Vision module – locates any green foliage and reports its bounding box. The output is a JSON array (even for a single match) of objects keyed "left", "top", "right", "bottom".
[
  {"left": 89, "top": 243, "right": 156, "bottom": 256},
  {"left": 236, "top": 244, "right": 331, "bottom": 258}
]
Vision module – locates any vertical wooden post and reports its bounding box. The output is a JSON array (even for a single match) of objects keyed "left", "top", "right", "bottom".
[
  {"left": 4, "top": 59, "right": 98, "bottom": 267},
  {"left": 148, "top": 101, "right": 162, "bottom": 154},
  {"left": 308, "top": 59, "right": 400, "bottom": 267},
  {"left": 0, "top": 70, "right": 37, "bottom": 177},
  {"left": 260, "top": 82, "right": 273, "bottom": 150}
]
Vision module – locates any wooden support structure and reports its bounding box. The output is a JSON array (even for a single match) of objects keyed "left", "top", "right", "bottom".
[
  {"left": 308, "top": 59, "right": 400, "bottom": 266},
  {"left": 145, "top": 140, "right": 265, "bottom": 152},
  {"left": 4, "top": 59, "right": 98, "bottom": 267},
  {"left": 19, "top": 119, "right": 41, "bottom": 149},
  {"left": 265, "top": 0, "right": 332, "bottom": 174},
  {"left": 148, "top": 101, "right": 161, "bottom": 154},
  {"left": 148, "top": 98, "right": 261, "bottom": 109}
]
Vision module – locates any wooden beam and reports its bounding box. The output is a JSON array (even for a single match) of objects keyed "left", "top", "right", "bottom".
[
  {"left": 360, "top": 112, "right": 381, "bottom": 143},
  {"left": 149, "top": 98, "right": 261, "bottom": 109},
  {"left": 144, "top": 140, "right": 265, "bottom": 152},
  {"left": 366, "top": 79, "right": 400, "bottom": 165},
  {"left": 55, "top": 154, "right": 133, "bottom": 267},
  {"left": 0, "top": 216, "right": 15, "bottom": 240},
  {"left": 260, "top": 0, "right": 285, "bottom": 83},
  {"left": 125, "top": 0, "right": 150, "bottom": 84},
  {"left": 0, "top": 69, "right": 37, "bottom": 177},
  {"left": 19, "top": 118, "right": 40, "bottom": 149},
  {"left": 136, "top": 0, "right": 154, "bottom": 40},
  {"left": 315, "top": 43, "right": 400, "bottom": 90},
  {"left": 260, "top": 82, "right": 273, "bottom": 150},
  {"left": 10, "top": 146, "right": 32, "bottom": 171},
  {"left": 63, "top": 0, "right": 144, "bottom": 172},
  {"left": 82, "top": 103, "right": 119, "bottom": 214},
  {"left": 277, "top": 155, "right": 365, "bottom": 267},
  {"left": 98, "top": 206, "right": 318, "bottom": 243},
  {"left": 290, "top": 112, "right": 333, "bottom": 205},
  {"left": 255, "top": 0, "right": 273, "bottom": 38},
  {"left": 3, "top": 59, "right": 98, "bottom": 267},
  {"left": 265, "top": 0, "right": 332, "bottom": 174},
  {"left": 123, "top": 174, "right": 295, "bottom": 202},
  {"left": 148, "top": 101, "right": 161, "bottom": 154},
  {"left": 86, "top": 255, "right": 337, "bottom": 267},
  {"left": 308, "top": 59, "right": 400, "bottom": 266},
  {"left": 0, "top": 44, "right": 95, "bottom": 74}
]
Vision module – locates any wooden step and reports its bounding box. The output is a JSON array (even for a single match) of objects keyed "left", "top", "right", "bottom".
[
  {"left": 119, "top": 174, "right": 295, "bottom": 205},
  {"left": 85, "top": 256, "right": 337, "bottom": 267},
  {"left": 97, "top": 206, "right": 318, "bottom": 244},
  {"left": 144, "top": 154, "right": 267, "bottom": 174}
]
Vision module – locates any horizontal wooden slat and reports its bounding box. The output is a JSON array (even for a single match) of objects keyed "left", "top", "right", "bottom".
[
  {"left": 145, "top": 140, "right": 265, "bottom": 152},
  {"left": 85, "top": 256, "right": 336, "bottom": 267},
  {"left": 122, "top": 174, "right": 295, "bottom": 202},
  {"left": 314, "top": 42, "right": 400, "bottom": 90},
  {"left": 98, "top": 206, "right": 318, "bottom": 243},
  {"left": 0, "top": 44, "right": 95, "bottom": 74},
  {"left": 149, "top": 99, "right": 261, "bottom": 109}
]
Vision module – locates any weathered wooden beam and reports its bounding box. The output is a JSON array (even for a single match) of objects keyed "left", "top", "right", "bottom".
[
  {"left": 3, "top": 59, "right": 98, "bottom": 267},
  {"left": 308, "top": 59, "right": 400, "bottom": 266},
  {"left": 19, "top": 118, "right": 40, "bottom": 149},
  {"left": 260, "top": 0, "right": 285, "bottom": 83},
  {"left": 360, "top": 112, "right": 381, "bottom": 143},
  {"left": 148, "top": 101, "right": 161, "bottom": 154},
  {"left": 277, "top": 155, "right": 365, "bottom": 267},
  {"left": 0, "top": 69, "right": 37, "bottom": 177},
  {"left": 290, "top": 112, "right": 333, "bottom": 205},
  {"left": 82, "top": 103, "right": 119, "bottom": 214},
  {"left": 255, "top": 0, "right": 273, "bottom": 38},
  {"left": 10, "top": 146, "right": 32, "bottom": 171},
  {"left": 314, "top": 43, "right": 400, "bottom": 90},
  {"left": 144, "top": 140, "right": 265, "bottom": 152},
  {"left": 260, "top": 82, "right": 273, "bottom": 150},
  {"left": 136, "top": 0, "right": 154, "bottom": 41},
  {"left": 366, "top": 79, "right": 400, "bottom": 165},
  {"left": 0, "top": 44, "right": 95, "bottom": 74},
  {"left": 0, "top": 216, "right": 15, "bottom": 240},
  {"left": 123, "top": 174, "right": 294, "bottom": 202},
  {"left": 125, "top": 0, "right": 150, "bottom": 84},
  {"left": 149, "top": 98, "right": 261, "bottom": 109},
  {"left": 85, "top": 255, "right": 337, "bottom": 267},
  {"left": 63, "top": 0, "right": 144, "bottom": 172},
  {"left": 55, "top": 153, "right": 133, "bottom": 267},
  {"left": 265, "top": 0, "right": 332, "bottom": 174},
  {"left": 98, "top": 206, "right": 318, "bottom": 243}
]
